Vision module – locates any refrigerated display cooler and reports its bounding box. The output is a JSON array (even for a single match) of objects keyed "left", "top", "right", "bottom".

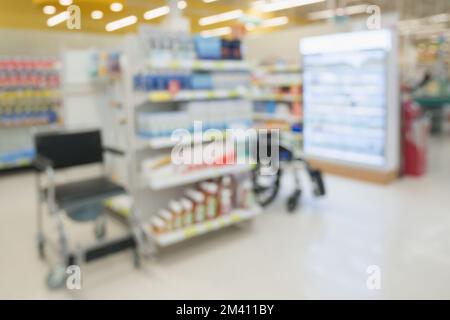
[{"left": 300, "top": 29, "right": 400, "bottom": 183}]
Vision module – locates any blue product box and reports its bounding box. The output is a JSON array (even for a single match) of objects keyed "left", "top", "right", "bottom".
[
  {"left": 194, "top": 35, "right": 222, "bottom": 60},
  {"left": 190, "top": 73, "right": 213, "bottom": 90}
]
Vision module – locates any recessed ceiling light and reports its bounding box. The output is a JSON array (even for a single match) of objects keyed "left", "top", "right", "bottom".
[
  {"left": 110, "top": 2, "right": 124, "bottom": 12},
  {"left": 106, "top": 15, "right": 137, "bottom": 32},
  {"left": 199, "top": 10, "right": 243, "bottom": 26},
  {"left": 59, "top": 0, "right": 73, "bottom": 6},
  {"left": 47, "top": 11, "right": 70, "bottom": 27},
  {"left": 143, "top": 6, "right": 170, "bottom": 20},
  {"left": 91, "top": 10, "right": 104, "bottom": 20},
  {"left": 256, "top": 0, "right": 325, "bottom": 13},
  {"left": 177, "top": 1, "right": 187, "bottom": 10},
  {"left": 43, "top": 5, "right": 56, "bottom": 15}
]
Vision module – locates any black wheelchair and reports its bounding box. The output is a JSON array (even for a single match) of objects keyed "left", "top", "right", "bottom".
[
  {"left": 34, "top": 129, "right": 139, "bottom": 288},
  {"left": 252, "top": 131, "right": 326, "bottom": 212}
]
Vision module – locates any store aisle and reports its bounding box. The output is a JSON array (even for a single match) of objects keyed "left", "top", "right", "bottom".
[{"left": 0, "top": 137, "right": 449, "bottom": 300}]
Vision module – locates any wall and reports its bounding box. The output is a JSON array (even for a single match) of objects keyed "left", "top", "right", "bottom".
[
  {"left": 0, "top": 28, "right": 124, "bottom": 129},
  {"left": 0, "top": 28, "right": 122, "bottom": 56},
  {"left": 244, "top": 15, "right": 399, "bottom": 63}
]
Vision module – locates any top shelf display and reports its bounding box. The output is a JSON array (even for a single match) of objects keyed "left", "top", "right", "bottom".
[
  {"left": 146, "top": 59, "right": 251, "bottom": 72},
  {"left": 257, "top": 64, "right": 301, "bottom": 73}
]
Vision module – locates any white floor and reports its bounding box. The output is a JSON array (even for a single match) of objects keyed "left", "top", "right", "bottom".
[{"left": 0, "top": 137, "right": 449, "bottom": 300}]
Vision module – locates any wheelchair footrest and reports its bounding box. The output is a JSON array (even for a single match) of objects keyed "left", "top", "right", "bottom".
[{"left": 67, "top": 235, "right": 136, "bottom": 265}]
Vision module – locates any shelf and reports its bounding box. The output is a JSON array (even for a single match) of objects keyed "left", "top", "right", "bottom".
[
  {"left": 253, "top": 112, "right": 301, "bottom": 124},
  {"left": 146, "top": 59, "right": 251, "bottom": 72},
  {"left": 104, "top": 194, "right": 132, "bottom": 220},
  {"left": 147, "top": 206, "right": 262, "bottom": 246},
  {"left": 0, "top": 121, "right": 58, "bottom": 129},
  {"left": 146, "top": 89, "right": 246, "bottom": 103},
  {"left": 253, "top": 81, "right": 302, "bottom": 88},
  {"left": 0, "top": 158, "right": 32, "bottom": 170},
  {"left": 251, "top": 93, "right": 301, "bottom": 103},
  {"left": 137, "top": 132, "right": 226, "bottom": 150},
  {"left": 257, "top": 65, "right": 301, "bottom": 73},
  {"left": 142, "top": 163, "right": 254, "bottom": 190}
]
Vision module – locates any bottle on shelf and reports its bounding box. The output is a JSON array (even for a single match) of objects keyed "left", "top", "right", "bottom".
[
  {"left": 169, "top": 200, "right": 183, "bottom": 229},
  {"left": 185, "top": 189, "right": 206, "bottom": 223},
  {"left": 180, "top": 197, "right": 194, "bottom": 227},
  {"left": 158, "top": 209, "right": 174, "bottom": 231},
  {"left": 219, "top": 176, "right": 234, "bottom": 216},
  {"left": 199, "top": 182, "right": 219, "bottom": 220}
]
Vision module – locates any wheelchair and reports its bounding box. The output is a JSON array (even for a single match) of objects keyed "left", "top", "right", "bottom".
[
  {"left": 252, "top": 130, "right": 326, "bottom": 212},
  {"left": 34, "top": 129, "right": 138, "bottom": 289}
]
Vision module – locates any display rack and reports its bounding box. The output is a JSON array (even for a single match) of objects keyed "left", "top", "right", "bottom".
[
  {"left": 251, "top": 63, "right": 304, "bottom": 153},
  {"left": 102, "top": 26, "right": 261, "bottom": 255},
  {"left": 0, "top": 57, "right": 62, "bottom": 171}
]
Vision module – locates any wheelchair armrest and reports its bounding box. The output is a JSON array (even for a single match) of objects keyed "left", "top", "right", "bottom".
[
  {"left": 33, "top": 155, "right": 54, "bottom": 172},
  {"left": 103, "top": 146, "right": 125, "bottom": 157}
]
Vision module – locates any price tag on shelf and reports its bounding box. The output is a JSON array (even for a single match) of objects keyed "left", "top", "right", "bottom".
[
  {"left": 184, "top": 226, "right": 198, "bottom": 239},
  {"left": 205, "top": 221, "right": 214, "bottom": 231},
  {"left": 231, "top": 214, "right": 241, "bottom": 223},
  {"left": 149, "top": 91, "right": 171, "bottom": 102}
]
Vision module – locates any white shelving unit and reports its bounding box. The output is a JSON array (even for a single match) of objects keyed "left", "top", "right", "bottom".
[
  {"left": 107, "top": 30, "right": 261, "bottom": 254},
  {"left": 251, "top": 63, "right": 304, "bottom": 155},
  {"left": 147, "top": 207, "right": 262, "bottom": 247},
  {"left": 105, "top": 195, "right": 261, "bottom": 247},
  {"left": 142, "top": 163, "right": 255, "bottom": 190},
  {"left": 0, "top": 57, "right": 63, "bottom": 171}
]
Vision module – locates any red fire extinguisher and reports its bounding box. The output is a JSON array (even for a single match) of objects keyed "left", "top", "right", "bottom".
[{"left": 402, "top": 97, "right": 429, "bottom": 176}]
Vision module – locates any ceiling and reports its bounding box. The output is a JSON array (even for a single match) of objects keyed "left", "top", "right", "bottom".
[{"left": 0, "top": 0, "right": 448, "bottom": 35}]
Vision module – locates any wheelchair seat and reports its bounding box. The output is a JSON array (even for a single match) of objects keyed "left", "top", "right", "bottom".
[{"left": 51, "top": 177, "right": 125, "bottom": 209}]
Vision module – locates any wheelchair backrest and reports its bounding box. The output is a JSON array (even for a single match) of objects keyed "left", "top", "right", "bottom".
[{"left": 35, "top": 129, "right": 103, "bottom": 170}]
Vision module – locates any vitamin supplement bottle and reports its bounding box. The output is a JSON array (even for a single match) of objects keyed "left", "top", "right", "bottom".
[
  {"left": 185, "top": 189, "right": 206, "bottom": 223},
  {"left": 169, "top": 200, "right": 183, "bottom": 230},
  {"left": 200, "top": 182, "right": 219, "bottom": 220},
  {"left": 158, "top": 209, "right": 174, "bottom": 231},
  {"left": 219, "top": 176, "right": 233, "bottom": 215},
  {"left": 151, "top": 216, "right": 167, "bottom": 234},
  {"left": 240, "top": 180, "right": 255, "bottom": 209},
  {"left": 180, "top": 197, "right": 194, "bottom": 227}
]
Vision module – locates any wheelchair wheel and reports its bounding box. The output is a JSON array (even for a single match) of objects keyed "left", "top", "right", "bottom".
[
  {"left": 310, "top": 170, "right": 326, "bottom": 197},
  {"left": 287, "top": 190, "right": 301, "bottom": 213},
  {"left": 94, "top": 217, "right": 107, "bottom": 240},
  {"left": 133, "top": 250, "right": 141, "bottom": 268},
  {"left": 252, "top": 164, "right": 281, "bottom": 207},
  {"left": 37, "top": 234, "right": 45, "bottom": 260},
  {"left": 46, "top": 264, "right": 67, "bottom": 289}
]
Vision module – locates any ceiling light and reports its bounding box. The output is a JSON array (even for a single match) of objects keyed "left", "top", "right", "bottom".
[
  {"left": 203, "top": 0, "right": 219, "bottom": 2},
  {"left": 178, "top": 1, "right": 187, "bottom": 10},
  {"left": 110, "top": 2, "right": 124, "bottom": 12},
  {"left": 261, "top": 16, "right": 289, "bottom": 27},
  {"left": 91, "top": 10, "right": 104, "bottom": 20},
  {"left": 59, "top": 0, "right": 72, "bottom": 6},
  {"left": 47, "top": 11, "right": 70, "bottom": 27},
  {"left": 43, "top": 5, "right": 56, "bottom": 15},
  {"left": 105, "top": 15, "right": 137, "bottom": 32},
  {"left": 143, "top": 6, "right": 170, "bottom": 20},
  {"left": 199, "top": 9, "right": 243, "bottom": 26},
  {"left": 246, "top": 16, "right": 289, "bottom": 31},
  {"left": 308, "top": 4, "right": 368, "bottom": 20},
  {"left": 257, "top": 0, "right": 325, "bottom": 13},
  {"left": 201, "top": 26, "right": 232, "bottom": 38}
]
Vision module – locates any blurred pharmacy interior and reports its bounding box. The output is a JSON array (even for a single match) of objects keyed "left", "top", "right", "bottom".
[{"left": 0, "top": 0, "right": 449, "bottom": 299}]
